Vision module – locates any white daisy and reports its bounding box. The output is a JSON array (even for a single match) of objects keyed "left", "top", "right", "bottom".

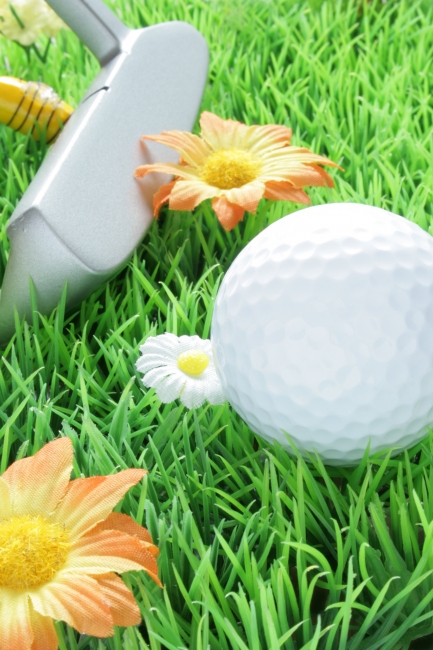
[{"left": 136, "top": 333, "right": 226, "bottom": 409}]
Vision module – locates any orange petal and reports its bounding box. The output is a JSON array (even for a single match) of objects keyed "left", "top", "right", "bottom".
[
  {"left": 223, "top": 181, "right": 265, "bottom": 213},
  {"left": 30, "top": 575, "right": 114, "bottom": 638},
  {"left": 264, "top": 181, "right": 311, "bottom": 204},
  {"left": 66, "top": 529, "right": 162, "bottom": 586},
  {"left": 153, "top": 180, "right": 177, "bottom": 217},
  {"left": 262, "top": 165, "right": 335, "bottom": 188},
  {"left": 134, "top": 161, "right": 199, "bottom": 181},
  {"left": 30, "top": 610, "right": 58, "bottom": 650},
  {"left": 200, "top": 111, "right": 249, "bottom": 151},
  {"left": 212, "top": 197, "right": 245, "bottom": 231},
  {"left": 142, "top": 131, "right": 211, "bottom": 166},
  {"left": 53, "top": 469, "right": 146, "bottom": 539},
  {"left": 0, "top": 477, "right": 11, "bottom": 522},
  {"left": 168, "top": 179, "right": 217, "bottom": 211},
  {"left": 200, "top": 113, "right": 293, "bottom": 154},
  {"left": 94, "top": 573, "right": 141, "bottom": 627},
  {"left": 0, "top": 590, "right": 33, "bottom": 650},
  {"left": 262, "top": 147, "right": 342, "bottom": 168},
  {"left": 2, "top": 438, "right": 73, "bottom": 517},
  {"left": 307, "top": 164, "right": 336, "bottom": 187},
  {"left": 245, "top": 123, "right": 293, "bottom": 153},
  {"left": 261, "top": 168, "right": 317, "bottom": 185},
  {"left": 90, "top": 512, "right": 159, "bottom": 556}
]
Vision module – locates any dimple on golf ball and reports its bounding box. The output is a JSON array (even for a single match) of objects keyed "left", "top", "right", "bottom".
[{"left": 211, "top": 203, "right": 433, "bottom": 465}]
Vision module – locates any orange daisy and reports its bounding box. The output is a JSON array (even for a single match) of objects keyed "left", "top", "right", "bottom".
[
  {"left": 0, "top": 437, "right": 161, "bottom": 650},
  {"left": 134, "top": 111, "right": 341, "bottom": 231}
]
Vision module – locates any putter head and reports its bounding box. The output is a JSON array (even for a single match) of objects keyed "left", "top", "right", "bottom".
[{"left": 0, "top": 0, "right": 208, "bottom": 342}]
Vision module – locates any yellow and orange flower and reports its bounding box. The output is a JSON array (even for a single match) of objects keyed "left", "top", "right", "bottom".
[
  {"left": 0, "top": 438, "right": 161, "bottom": 649},
  {"left": 134, "top": 111, "right": 341, "bottom": 231}
]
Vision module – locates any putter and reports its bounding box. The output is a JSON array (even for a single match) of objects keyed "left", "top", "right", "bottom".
[{"left": 0, "top": 0, "right": 208, "bottom": 343}]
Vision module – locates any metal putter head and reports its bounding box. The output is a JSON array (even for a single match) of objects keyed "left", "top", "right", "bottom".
[{"left": 0, "top": 0, "right": 209, "bottom": 343}]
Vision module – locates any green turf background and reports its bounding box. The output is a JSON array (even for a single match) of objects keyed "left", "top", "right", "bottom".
[{"left": 1, "top": 0, "right": 433, "bottom": 648}]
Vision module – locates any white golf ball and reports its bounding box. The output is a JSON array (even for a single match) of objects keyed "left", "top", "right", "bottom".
[{"left": 211, "top": 203, "right": 433, "bottom": 465}]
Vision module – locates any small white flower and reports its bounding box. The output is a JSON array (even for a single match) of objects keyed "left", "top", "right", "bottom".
[
  {"left": 0, "top": 0, "right": 68, "bottom": 46},
  {"left": 136, "top": 333, "right": 226, "bottom": 409}
]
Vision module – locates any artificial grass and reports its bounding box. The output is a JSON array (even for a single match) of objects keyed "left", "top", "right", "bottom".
[{"left": 1, "top": 0, "right": 433, "bottom": 648}]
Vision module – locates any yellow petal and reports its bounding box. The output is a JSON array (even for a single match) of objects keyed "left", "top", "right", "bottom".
[
  {"left": 142, "top": 131, "right": 211, "bottom": 166},
  {"left": 65, "top": 529, "right": 162, "bottom": 586},
  {"left": 1, "top": 438, "right": 73, "bottom": 517},
  {"left": 94, "top": 573, "right": 141, "bottom": 627},
  {"left": 90, "top": 512, "right": 158, "bottom": 553},
  {"left": 29, "top": 610, "right": 58, "bottom": 650},
  {"left": 53, "top": 469, "right": 146, "bottom": 539},
  {"left": 0, "top": 589, "right": 33, "bottom": 650},
  {"left": 30, "top": 574, "right": 114, "bottom": 637},
  {"left": 0, "top": 477, "right": 11, "bottom": 522}
]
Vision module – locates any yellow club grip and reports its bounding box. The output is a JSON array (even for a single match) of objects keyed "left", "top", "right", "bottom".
[{"left": 0, "top": 76, "right": 74, "bottom": 143}]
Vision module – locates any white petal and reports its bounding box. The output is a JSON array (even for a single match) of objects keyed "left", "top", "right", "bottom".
[
  {"left": 200, "top": 338, "right": 213, "bottom": 352},
  {"left": 180, "top": 378, "right": 207, "bottom": 409},
  {"left": 179, "top": 334, "right": 201, "bottom": 344},
  {"left": 141, "top": 366, "right": 175, "bottom": 388},
  {"left": 206, "top": 378, "right": 227, "bottom": 405},
  {"left": 177, "top": 334, "right": 207, "bottom": 350},
  {"left": 139, "top": 333, "right": 180, "bottom": 354},
  {"left": 136, "top": 354, "right": 177, "bottom": 373},
  {"left": 155, "top": 374, "right": 186, "bottom": 403},
  {"left": 201, "top": 364, "right": 220, "bottom": 381}
]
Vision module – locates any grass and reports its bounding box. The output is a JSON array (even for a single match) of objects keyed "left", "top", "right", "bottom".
[{"left": 1, "top": 0, "right": 433, "bottom": 647}]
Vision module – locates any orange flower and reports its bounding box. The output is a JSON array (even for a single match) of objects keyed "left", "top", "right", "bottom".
[
  {"left": 0, "top": 438, "right": 161, "bottom": 649},
  {"left": 134, "top": 111, "right": 341, "bottom": 231}
]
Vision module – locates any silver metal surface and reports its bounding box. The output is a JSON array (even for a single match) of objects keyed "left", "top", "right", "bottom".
[
  {"left": 0, "top": 0, "right": 208, "bottom": 343},
  {"left": 43, "top": 0, "right": 129, "bottom": 65}
]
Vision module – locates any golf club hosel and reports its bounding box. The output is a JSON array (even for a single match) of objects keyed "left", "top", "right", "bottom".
[{"left": 45, "top": 0, "right": 130, "bottom": 65}]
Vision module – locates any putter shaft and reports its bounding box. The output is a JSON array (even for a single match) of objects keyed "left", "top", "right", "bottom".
[{"left": 45, "top": 0, "right": 130, "bottom": 65}]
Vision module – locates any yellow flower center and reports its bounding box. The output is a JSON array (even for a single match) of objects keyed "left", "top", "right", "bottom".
[
  {"left": 177, "top": 349, "right": 210, "bottom": 375},
  {"left": 0, "top": 515, "right": 70, "bottom": 589},
  {"left": 200, "top": 149, "right": 262, "bottom": 189}
]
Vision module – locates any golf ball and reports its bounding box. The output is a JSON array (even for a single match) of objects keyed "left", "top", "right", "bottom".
[{"left": 211, "top": 203, "right": 433, "bottom": 465}]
